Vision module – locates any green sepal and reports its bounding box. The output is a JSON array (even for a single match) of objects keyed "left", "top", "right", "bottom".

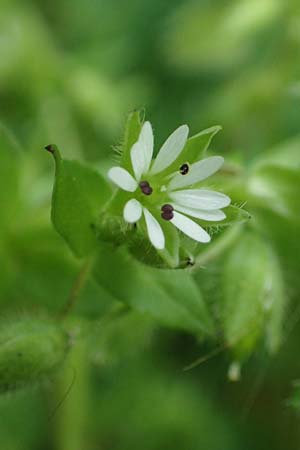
[
  {"left": 120, "top": 110, "right": 143, "bottom": 170},
  {"left": 201, "top": 205, "right": 251, "bottom": 230},
  {"left": 126, "top": 214, "right": 180, "bottom": 269},
  {"left": 48, "top": 145, "right": 112, "bottom": 257}
]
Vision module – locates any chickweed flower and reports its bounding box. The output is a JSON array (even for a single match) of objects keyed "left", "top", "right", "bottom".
[{"left": 108, "top": 122, "right": 230, "bottom": 250}]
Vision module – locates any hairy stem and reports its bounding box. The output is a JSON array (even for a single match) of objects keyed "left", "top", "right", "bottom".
[{"left": 61, "top": 257, "right": 93, "bottom": 317}]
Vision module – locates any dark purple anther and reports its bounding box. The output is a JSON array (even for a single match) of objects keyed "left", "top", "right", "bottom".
[
  {"left": 139, "top": 180, "right": 153, "bottom": 195},
  {"left": 179, "top": 163, "right": 189, "bottom": 175},
  {"left": 161, "top": 204, "right": 174, "bottom": 221}
]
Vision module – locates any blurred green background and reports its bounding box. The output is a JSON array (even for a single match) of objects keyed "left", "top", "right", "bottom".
[{"left": 0, "top": 0, "right": 300, "bottom": 449}]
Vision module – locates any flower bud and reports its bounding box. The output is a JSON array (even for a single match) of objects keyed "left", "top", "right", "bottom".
[
  {"left": 222, "top": 231, "right": 286, "bottom": 358},
  {"left": 0, "top": 316, "right": 68, "bottom": 393}
]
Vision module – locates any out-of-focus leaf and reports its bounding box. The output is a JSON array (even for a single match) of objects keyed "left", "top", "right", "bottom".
[
  {"left": 286, "top": 381, "right": 300, "bottom": 412},
  {"left": 221, "top": 231, "right": 286, "bottom": 357},
  {"left": 252, "top": 135, "right": 300, "bottom": 170},
  {"left": 164, "top": 0, "right": 282, "bottom": 72},
  {"left": 48, "top": 145, "right": 112, "bottom": 257},
  {"left": 1, "top": 224, "right": 114, "bottom": 317},
  {"left": 248, "top": 164, "right": 300, "bottom": 223},
  {"left": 90, "top": 312, "right": 154, "bottom": 366},
  {"left": 0, "top": 123, "right": 21, "bottom": 232},
  {"left": 93, "top": 244, "right": 214, "bottom": 337}
]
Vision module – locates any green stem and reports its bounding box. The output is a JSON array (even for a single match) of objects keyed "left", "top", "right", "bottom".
[
  {"left": 61, "top": 257, "right": 93, "bottom": 317},
  {"left": 55, "top": 338, "right": 90, "bottom": 450}
]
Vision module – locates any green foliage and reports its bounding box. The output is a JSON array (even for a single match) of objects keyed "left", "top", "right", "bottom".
[
  {"left": 0, "top": 316, "right": 68, "bottom": 393},
  {"left": 221, "top": 231, "right": 286, "bottom": 358},
  {"left": 0, "top": 123, "right": 21, "bottom": 233},
  {"left": 93, "top": 244, "right": 214, "bottom": 337},
  {"left": 0, "top": 0, "right": 299, "bottom": 448},
  {"left": 48, "top": 145, "right": 112, "bottom": 257}
]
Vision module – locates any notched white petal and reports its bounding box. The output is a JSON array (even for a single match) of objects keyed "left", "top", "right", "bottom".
[
  {"left": 123, "top": 199, "right": 142, "bottom": 223},
  {"left": 150, "top": 124, "right": 189, "bottom": 175},
  {"left": 138, "top": 121, "right": 153, "bottom": 173},
  {"left": 173, "top": 204, "right": 226, "bottom": 221},
  {"left": 169, "top": 189, "right": 231, "bottom": 210},
  {"left": 143, "top": 208, "right": 165, "bottom": 250},
  {"left": 130, "top": 141, "right": 147, "bottom": 181},
  {"left": 108, "top": 167, "right": 138, "bottom": 192},
  {"left": 171, "top": 211, "right": 211, "bottom": 243},
  {"left": 168, "top": 156, "right": 224, "bottom": 190}
]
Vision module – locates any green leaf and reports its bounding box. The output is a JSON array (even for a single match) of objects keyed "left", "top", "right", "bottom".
[
  {"left": 120, "top": 110, "right": 143, "bottom": 170},
  {"left": 93, "top": 244, "right": 214, "bottom": 337},
  {"left": 221, "top": 231, "right": 286, "bottom": 358},
  {"left": 48, "top": 145, "right": 112, "bottom": 257}
]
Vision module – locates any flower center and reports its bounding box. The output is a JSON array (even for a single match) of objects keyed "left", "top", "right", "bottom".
[
  {"left": 161, "top": 204, "right": 174, "bottom": 221},
  {"left": 179, "top": 163, "right": 189, "bottom": 175},
  {"left": 139, "top": 180, "right": 153, "bottom": 195}
]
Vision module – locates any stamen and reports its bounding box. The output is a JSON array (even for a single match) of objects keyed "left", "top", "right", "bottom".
[
  {"left": 161, "top": 204, "right": 174, "bottom": 221},
  {"left": 179, "top": 163, "right": 189, "bottom": 175},
  {"left": 139, "top": 180, "right": 153, "bottom": 195}
]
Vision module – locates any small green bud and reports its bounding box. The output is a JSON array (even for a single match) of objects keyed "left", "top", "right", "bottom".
[{"left": 0, "top": 316, "right": 68, "bottom": 393}]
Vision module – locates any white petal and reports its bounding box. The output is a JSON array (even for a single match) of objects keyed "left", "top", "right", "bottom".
[
  {"left": 108, "top": 167, "right": 138, "bottom": 192},
  {"left": 171, "top": 211, "right": 211, "bottom": 243},
  {"left": 169, "top": 189, "right": 231, "bottom": 210},
  {"left": 130, "top": 141, "right": 147, "bottom": 181},
  {"left": 150, "top": 125, "right": 189, "bottom": 175},
  {"left": 138, "top": 121, "right": 153, "bottom": 173},
  {"left": 173, "top": 204, "right": 226, "bottom": 221},
  {"left": 130, "top": 122, "right": 154, "bottom": 180},
  {"left": 168, "top": 156, "right": 224, "bottom": 190},
  {"left": 108, "top": 166, "right": 138, "bottom": 192},
  {"left": 123, "top": 199, "right": 142, "bottom": 223},
  {"left": 143, "top": 208, "right": 165, "bottom": 250}
]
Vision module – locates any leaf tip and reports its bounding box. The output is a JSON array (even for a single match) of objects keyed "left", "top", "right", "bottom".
[
  {"left": 44, "top": 144, "right": 56, "bottom": 153},
  {"left": 44, "top": 144, "right": 61, "bottom": 163}
]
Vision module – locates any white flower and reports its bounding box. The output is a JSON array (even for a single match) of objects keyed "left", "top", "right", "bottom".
[{"left": 108, "top": 121, "right": 230, "bottom": 250}]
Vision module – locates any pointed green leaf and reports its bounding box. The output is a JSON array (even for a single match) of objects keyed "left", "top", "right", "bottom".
[{"left": 48, "top": 145, "right": 112, "bottom": 257}]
